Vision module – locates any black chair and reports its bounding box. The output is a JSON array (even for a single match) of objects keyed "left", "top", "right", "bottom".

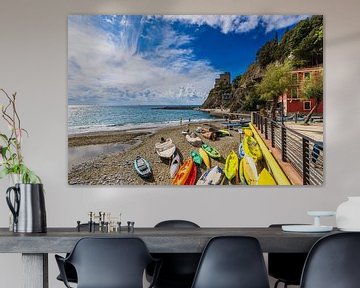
[
  {"left": 268, "top": 224, "right": 308, "bottom": 288},
  {"left": 55, "top": 237, "right": 160, "bottom": 288},
  {"left": 148, "top": 220, "right": 201, "bottom": 288},
  {"left": 191, "top": 236, "right": 270, "bottom": 288},
  {"left": 56, "top": 223, "right": 99, "bottom": 284},
  {"left": 300, "top": 232, "right": 360, "bottom": 288}
]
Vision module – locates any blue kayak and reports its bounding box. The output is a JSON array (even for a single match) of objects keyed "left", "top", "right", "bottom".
[{"left": 134, "top": 156, "right": 152, "bottom": 178}]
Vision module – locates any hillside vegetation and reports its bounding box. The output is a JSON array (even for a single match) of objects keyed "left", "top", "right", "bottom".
[{"left": 201, "top": 15, "right": 323, "bottom": 112}]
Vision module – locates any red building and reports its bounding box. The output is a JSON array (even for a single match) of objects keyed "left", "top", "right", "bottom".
[{"left": 280, "top": 66, "right": 323, "bottom": 116}]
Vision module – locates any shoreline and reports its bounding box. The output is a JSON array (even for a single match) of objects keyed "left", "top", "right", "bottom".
[{"left": 68, "top": 118, "right": 223, "bottom": 137}]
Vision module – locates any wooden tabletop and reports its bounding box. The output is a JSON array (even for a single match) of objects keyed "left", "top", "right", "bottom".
[{"left": 0, "top": 227, "right": 339, "bottom": 253}]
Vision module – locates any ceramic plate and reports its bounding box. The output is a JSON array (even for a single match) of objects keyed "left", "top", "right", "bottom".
[{"left": 307, "top": 211, "right": 336, "bottom": 217}]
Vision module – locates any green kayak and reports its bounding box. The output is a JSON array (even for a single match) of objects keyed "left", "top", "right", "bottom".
[
  {"left": 201, "top": 144, "right": 221, "bottom": 159},
  {"left": 191, "top": 151, "right": 203, "bottom": 166}
]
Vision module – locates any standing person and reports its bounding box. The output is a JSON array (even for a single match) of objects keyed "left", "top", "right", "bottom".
[{"left": 180, "top": 117, "right": 182, "bottom": 125}]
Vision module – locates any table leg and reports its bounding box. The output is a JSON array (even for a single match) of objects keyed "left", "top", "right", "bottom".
[{"left": 22, "top": 253, "right": 48, "bottom": 288}]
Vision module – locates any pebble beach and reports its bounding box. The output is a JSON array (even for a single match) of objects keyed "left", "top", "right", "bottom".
[{"left": 68, "top": 122, "right": 240, "bottom": 185}]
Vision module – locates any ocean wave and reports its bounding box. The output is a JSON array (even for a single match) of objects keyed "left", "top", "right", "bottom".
[{"left": 68, "top": 118, "right": 221, "bottom": 135}]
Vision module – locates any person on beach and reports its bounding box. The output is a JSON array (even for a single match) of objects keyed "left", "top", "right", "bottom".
[{"left": 180, "top": 118, "right": 182, "bottom": 125}]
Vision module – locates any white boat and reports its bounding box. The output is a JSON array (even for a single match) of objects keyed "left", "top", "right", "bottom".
[
  {"left": 170, "top": 153, "right": 181, "bottom": 178},
  {"left": 185, "top": 133, "right": 202, "bottom": 147},
  {"left": 155, "top": 138, "right": 176, "bottom": 159},
  {"left": 196, "top": 166, "right": 223, "bottom": 185}
]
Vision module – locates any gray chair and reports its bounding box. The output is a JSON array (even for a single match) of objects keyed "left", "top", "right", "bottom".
[
  {"left": 300, "top": 232, "right": 360, "bottom": 288},
  {"left": 56, "top": 237, "right": 160, "bottom": 288},
  {"left": 191, "top": 236, "right": 270, "bottom": 288},
  {"left": 268, "top": 224, "right": 308, "bottom": 288},
  {"left": 148, "top": 220, "right": 201, "bottom": 288}
]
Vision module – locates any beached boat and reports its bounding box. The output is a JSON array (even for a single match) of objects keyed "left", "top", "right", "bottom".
[
  {"left": 202, "top": 131, "right": 216, "bottom": 141},
  {"left": 195, "top": 126, "right": 206, "bottom": 133},
  {"left": 238, "top": 143, "right": 245, "bottom": 159},
  {"left": 217, "top": 129, "right": 231, "bottom": 137},
  {"left": 181, "top": 130, "right": 190, "bottom": 135},
  {"left": 243, "top": 135, "right": 262, "bottom": 162},
  {"left": 239, "top": 158, "right": 246, "bottom": 185},
  {"left": 185, "top": 133, "right": 202, "bottom": 147},
  {"left": 257, "top": 168, "right": 277, "bottom": 185},
  {"left": 243, "top": 128, "right": 253, "bottom": 137},
  {"left": 190, "top": 151, "right": 202, "bottom": 166},
  {"left": 197, "top": 166, "right": 223, "bottom": 185},
  {"left": 170, "top": 153, "right": 181, "bottom": 179},
  {"left": 155, "top": 138, "right": 176, "bottom": 159},
  {"left": 208, "top": 127, "right": 229, "bottom": 137},
  {"left": 201, "top": 144, "right": 221, "bottom": 159},
  {"left": 172, "top": 158, "right": 193, "bottom": 185},
  {"left": 199, "top": 147, "right": 211, "bottom": 169},
  {"left": 134, "top": 156, "right": 152, "bottom": 178},
  {"left": 224, "top": 150, "right": 239, "bottom": 181},
  {"left": 243, "top": 155, "right": 259, "bottom": 185},
  {"left": 184, "top": 162, "right": 197, "bottom": 185}
]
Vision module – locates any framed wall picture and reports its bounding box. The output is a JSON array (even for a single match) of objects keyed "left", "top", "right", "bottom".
[{"left": 68, "top": 15, "right": 323, "bottom": 186}]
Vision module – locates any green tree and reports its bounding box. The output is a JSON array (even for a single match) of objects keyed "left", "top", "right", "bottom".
[
  {"left": 256, "top": 39, "right": 278, "bottom": 68},
  {"left": 303, "top": 71, "right": 323, "bottom": 123},
  {"left": 256, "top": 61, "right": 293, "bottom": 120}
]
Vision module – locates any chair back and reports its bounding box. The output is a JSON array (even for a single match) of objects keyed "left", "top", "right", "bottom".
[
  {"left": 65, "top": 237, "right": 154, "bottom": 288},
  {"left": 300, "top": 232, "right": 360, "bottom": 288},
  {"left": 155, "top": 220, "right": 200, "bottom": 228},
  {"left": 152, "top": 220, "right": 201, "bottom": 287},
  {"left": 191, "top": 236, "right": 269, "bottom": 288},
  {"left": 268, "top": 224, "right": 308, "bottom": 285}
]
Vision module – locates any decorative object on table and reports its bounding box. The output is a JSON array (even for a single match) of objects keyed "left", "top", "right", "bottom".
[
  {"left": 0, "top": 89, "right": 46, "bottom": 233},
  {"left": 282, "top": 211, "right": 335, "bottom": 232},
  {"left": 6, "top": 184, "right": 47, "bottom": 233},
  {"left": 336, "top": 196, "right": 360, "bottom": 231},
  {"left": 67, "top": 15, "right": 323, "bottom": 186}
]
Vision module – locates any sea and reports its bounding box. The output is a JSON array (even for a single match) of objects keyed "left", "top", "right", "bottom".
[{"left": 68, "top": 105, "right": 216, "bottom": 135}]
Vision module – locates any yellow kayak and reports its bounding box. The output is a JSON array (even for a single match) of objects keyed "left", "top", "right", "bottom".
[
  {"left": 199, "top": 147, "right": 211, "bottom": 169},
  {"left": 243, "top": 156, "right": 258, "bottom": 185},
  {"left": 224, "top": 150, "right": 239, "bottom": 181},
  {"left": 244, "top": 128, "right": 253, "bottom": 137},
  {"left": 243, "top": 135, "right": 262, "bottom": 162},
  {"left": 257, "top": 168, "right": 277, "bottom": 185}
]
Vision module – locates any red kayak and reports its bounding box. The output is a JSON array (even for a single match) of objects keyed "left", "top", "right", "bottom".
[{"left": 184, "top": 161, "right": 197, "bottom": 185}]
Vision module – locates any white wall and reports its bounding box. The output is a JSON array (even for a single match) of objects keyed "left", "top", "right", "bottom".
[{"left": 1, "top": 0, "right": 360, "bottom": 287}]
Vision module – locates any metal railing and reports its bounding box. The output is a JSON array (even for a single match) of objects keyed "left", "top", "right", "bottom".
[{"left": 253, "top": 113, "right": 324, "bottom": 185}]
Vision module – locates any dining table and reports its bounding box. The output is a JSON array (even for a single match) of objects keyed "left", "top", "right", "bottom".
[{"left": 0, "top": 226, "right": 340, "bottom": 288}]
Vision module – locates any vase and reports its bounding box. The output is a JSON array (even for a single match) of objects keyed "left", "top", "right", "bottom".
[
  {"left": 6, "top": 183, "right": 47, "bottom": 233},
  {"left": 336, "top": 197, "right": 360, "bottom": 231}
]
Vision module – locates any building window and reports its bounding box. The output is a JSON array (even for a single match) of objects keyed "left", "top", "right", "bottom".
[
  {"left": 291, "top": 87, "right": 298, "bottom": 98},
  {"left": 304, "top": 72, "right": 311, "bottom": 80},
  {"left": 303, "top": 101, "right": 311, "bottom": 110}
]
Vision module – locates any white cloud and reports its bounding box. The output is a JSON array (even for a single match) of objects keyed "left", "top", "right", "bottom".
[
  {"left": 68, "top": 16, "right": 219, "bottom": 105},
  {"left": 161, "top": 14, "right": 309, "bottom": 34}
]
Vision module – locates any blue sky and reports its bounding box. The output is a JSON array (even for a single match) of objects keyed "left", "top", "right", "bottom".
[{"left": 68, "top": 15, "right": 309, "bottom": 105}]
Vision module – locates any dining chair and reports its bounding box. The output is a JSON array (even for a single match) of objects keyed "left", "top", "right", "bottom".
[
  {"left": 56, "top": 223, "right": 99, "bottom": 284},
  {"left": 55, "top": 237, "right": 160, "bottom": 288},
  {"left": 300, "top": 232, "right": 360, "bottom": 288},
  {"left": 268, "top": 224, "right": 308, "bottom": 288},
  {"left": 147, "top": 220, "right": 201, "bottom": 288},
  {"left": 191, "top": 236, "right": 270, "bottom": 288}
]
